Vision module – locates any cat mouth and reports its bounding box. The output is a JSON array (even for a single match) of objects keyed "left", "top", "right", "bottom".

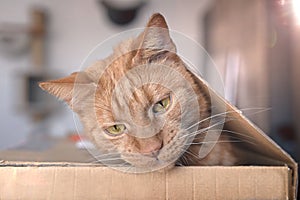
[
  {"left": 118, "top": 131, "right": 190, "bottom": 171},
  {"left": 140, "top": 149, "right": 160, "bottom": 158},
  {"left": 122, "top": 148, "right": 180, "bottom": 170},
  {"left": 122, "top": 152, "right": 164, "bottom": 168}
]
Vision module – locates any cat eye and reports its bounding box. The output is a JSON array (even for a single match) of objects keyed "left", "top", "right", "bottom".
[
  {"left": 153, "top": 95, "right": 171, "bottom": 114},
  {"left": 105, "top": 124, "right": 126, "bottom": 136}
]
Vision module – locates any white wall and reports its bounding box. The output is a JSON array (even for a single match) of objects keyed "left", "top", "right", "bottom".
[{"left": 0, "top": 0, "right": 211, "bottom": 149}]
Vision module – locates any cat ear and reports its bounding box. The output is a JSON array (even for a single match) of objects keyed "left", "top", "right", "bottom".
[
  {"left": 134, "top": 13, "right": 176, "bottom": 61},
  {"left": 39, "top": 72, "right": 96, "bottom": 108}
]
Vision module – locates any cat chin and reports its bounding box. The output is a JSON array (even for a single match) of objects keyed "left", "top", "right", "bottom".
[
  {"left": 153, "top": 162, "right": 176, "bottom": 173},
  {"left": 120, "top": 154, "right": 159, "bottom": 167},
  {"left": 126, "top": 161, "right": 176, "bottom": 173},
  {"left": 125, "top": 164, "right": 175, "bottom": 174}
]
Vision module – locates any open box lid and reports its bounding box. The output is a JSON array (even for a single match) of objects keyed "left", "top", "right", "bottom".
[{"left": 193, "top": 74, "right": 298, "bottom": 198}]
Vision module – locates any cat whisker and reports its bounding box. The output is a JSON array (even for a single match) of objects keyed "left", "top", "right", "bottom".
[
  {"left": 183, "top": 115, "right": 239, "bottom": 137},
  {"left": 86, "top": 152, "right": 121, "bottom": 162},
  {"left": 86, "top": 157, "right": 112, "bottom": 163},
  {"left": 180, "top": 123, "right": 218, "bottom": 139},
  {"left": 179, "top": 119, "right": 233, "bottom": 140},
  {"left": 184, "top": 111, "right": 234, "bottom": 131},
  {"left": 175, "top": 162, "right": 184, "bottom": 167},
  {"left": 214, "top": 129, "right": 255, "bottom": 140},
  {"left": 183, "top": 149, "right": 201, "bottom": 160},
  {"left": 111, "top": 162, "right": 130, "bottom": 167},
  {"left": 186, "top": 140, "right": 244, "bottom": 145},
  {"left": 122, "top": 165, "right": 135, "bottom": 173},
  {"left": 92, "top": 152, "right": 121, "bottom": 159},
  {"left": 92, "top": 160, "right": 128, "bottom": 167},
  {"left": 178, "top": 127, "right": 209, "bottom": 141},
  {"left": 179, "top": 154, "right": 189, "bottom": 166},
  {"left": 207, "top": 129, "right": 257, "bottom": 145},
  {"left": 96, "top": 157, "right": 124, "bottom": 162},
  {"left": 182, "top": 133, "right": 256, "bottom": 147},
  {"left": 184, "top": 107, "right": 270, "bottom": 132}
]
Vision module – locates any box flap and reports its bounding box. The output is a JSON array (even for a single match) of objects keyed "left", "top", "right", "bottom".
[{"left": 193, "top": 75, "right": 298, "bottom": 199}]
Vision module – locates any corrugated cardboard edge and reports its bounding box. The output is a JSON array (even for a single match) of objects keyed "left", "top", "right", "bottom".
[
  {"left": 0, "top": 162, "right": 292, "bottom": 200},
  {"left": 192, "top": 74, "right": 298, "bottom": 199}
]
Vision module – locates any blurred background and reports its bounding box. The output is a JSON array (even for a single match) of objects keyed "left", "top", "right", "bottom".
[{"left": 0, "top": 0, "right": 299, "bottom": 163}]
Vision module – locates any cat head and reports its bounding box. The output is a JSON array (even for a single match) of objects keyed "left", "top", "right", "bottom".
[{"left": 40, "top": 13, "right": 209, "bottom": 172}]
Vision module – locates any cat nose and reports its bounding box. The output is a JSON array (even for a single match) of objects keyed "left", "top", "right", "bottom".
[{"left": 139, "top": 141, "right": 162, "bottom": 155}]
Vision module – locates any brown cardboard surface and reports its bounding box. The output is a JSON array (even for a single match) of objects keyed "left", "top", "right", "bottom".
[
  {"left": 0, "top": 162, "right": 291, "bottom": 200},
  {"left": 0, "top": 138, "right": 93, "bottom": 163}
]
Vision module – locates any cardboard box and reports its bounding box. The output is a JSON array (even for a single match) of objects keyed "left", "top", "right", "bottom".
[
  {"left": 0, "top": 162, "right": 293, "bottom": 200},
  {"left": 0, "top": 78, "right": 297, "bottom": 200}
]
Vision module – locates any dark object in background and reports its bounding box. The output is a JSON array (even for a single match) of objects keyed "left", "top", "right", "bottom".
[
  {"left": 100, "top": 0, "right": 145, "bottom": 25},
  {"left": 27, "top": 75, "right": 45, "bottom": 104},
  {"left": 23, "top": 74, "right": 51, "bottom": 120},
  {"left": 278, "top": 125, "right": 297, "bottom": 141}
]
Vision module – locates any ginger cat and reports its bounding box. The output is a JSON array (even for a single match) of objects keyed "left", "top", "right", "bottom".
[{"left": 40, "top": 13, "right": 237, "bottom": 173}]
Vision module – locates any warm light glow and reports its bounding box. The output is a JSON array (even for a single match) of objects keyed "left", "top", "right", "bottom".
[{"left": 293, "top": 0, "right": 300, "bottom": 25}]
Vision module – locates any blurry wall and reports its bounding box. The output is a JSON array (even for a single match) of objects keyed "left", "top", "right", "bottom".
[
  {"left": 203, "top": 0, "right": 300, "bottom": 160},
  {"left": 291, "top": 20, "right": 300, "bottom": 159},
  {"left": 0, "top": 0, "right": 211, "bottom": 149},
  {"left": 203, "top": 0, "right": 270, "bottom": 132}
]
